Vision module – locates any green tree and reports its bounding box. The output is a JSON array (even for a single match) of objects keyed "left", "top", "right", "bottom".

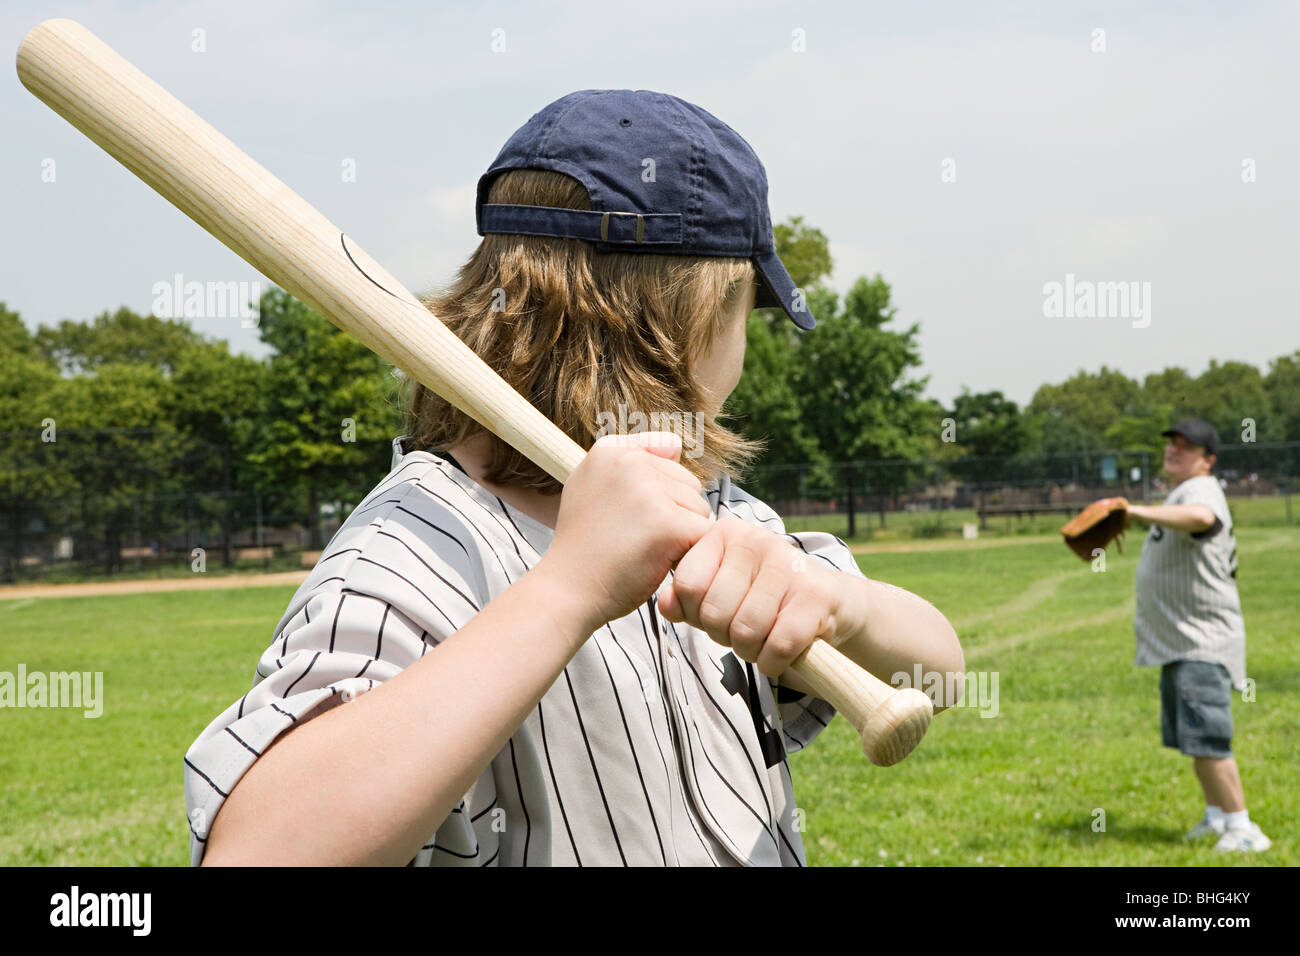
[
  {"left": 165, "top": 340, "right": 268, "bottom": 483},
  {"left": 0, "top": 305, "right": 62, "bottom": 578},
  {"left": 795, "top": 277, "right": 934, "bottom": 462},
  {"left": 41, "top": 365, "right": 183, "bottom": 573},
  {"left": 1026, "top": 366, "right": 1142, "bottom": 451},
  {"left": 248, "top": 288, "right": 403, "bottom": 548},
  {"left": 1103, "top": 402, "right": 1176, "bottom": 459},
  {"left": 732, "top": 217, "right": 936, "bottom": 512},
  {"left": 1191, "top": 360, "right": 1276, "bottom": 445},
  {"left": 160, "top": 340, "right": 270, "bottom": 564},
  {"left": 0, "top": 302, "right": 41, "bottom": 358},
  {"left": 34, "top": 307, "right": 206, "bottom": 376},
  {"left": 789, "top": 276, "right": 936, "bottom": 507},
  {"left": 771, "top": 215, "right": 833, "bottom": 291},
  {"left": 1141, "top": 366, "right": 1196, "bottom": 412},
  {"left": 730, "top": 216, "right": 836, "bottom": 497},
  {"left": 726, "top": 309, "right": 824, "bottom": 476},
  {"left": 946, "top": 389, "right": 1027, "bottom": 483},
  {"left": 1264, "top": 351, "right": 1300, "bottom": 441}
]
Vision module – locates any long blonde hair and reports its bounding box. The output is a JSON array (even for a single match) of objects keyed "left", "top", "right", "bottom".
[{"left": 403, "top": 167, "right": 763, "bottom": 493}]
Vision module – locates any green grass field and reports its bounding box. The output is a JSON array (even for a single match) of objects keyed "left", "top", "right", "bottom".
[{"left": 1, "top": 527, "right": 1295, "bottom": 866}]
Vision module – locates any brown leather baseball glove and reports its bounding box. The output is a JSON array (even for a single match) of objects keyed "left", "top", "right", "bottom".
[{"left": 1061, "top": 497, "right": 1130, "bottom": 561}]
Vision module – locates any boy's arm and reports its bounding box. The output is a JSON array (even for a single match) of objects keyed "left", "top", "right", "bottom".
[
  {"left": 778, "top": 575, "right": 965, "bottom": 713},
  {"left": 1126, "top": 503, "right": 1217, "bottom": 534},
  {"left": 202, "top": 560, "right": 606, "bottom": 866}
]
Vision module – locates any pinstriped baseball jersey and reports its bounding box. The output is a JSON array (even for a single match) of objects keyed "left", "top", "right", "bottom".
[
  {"left": 184, "top": 436, "right": 849, "bottom": 866},
  {"left": 1134, "top": 475, "right": 1246, "bottom": 690}
]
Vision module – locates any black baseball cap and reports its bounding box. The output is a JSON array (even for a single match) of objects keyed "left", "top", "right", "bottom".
[
  {"left": 475, "top": 89, "right": 816, "bottom": 330},
  {"left": 1162, "top": 418, "right": 1220, "bottom": 456}
]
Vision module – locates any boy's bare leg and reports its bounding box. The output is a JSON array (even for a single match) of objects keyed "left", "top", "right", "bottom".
[{"left": 1194, "top": 756, "right": 1245, "bottom": 813}]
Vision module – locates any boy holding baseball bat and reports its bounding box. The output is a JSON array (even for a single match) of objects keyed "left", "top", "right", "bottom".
[{"left": 185, "top": 90, "right": 962, "bottom": 866}]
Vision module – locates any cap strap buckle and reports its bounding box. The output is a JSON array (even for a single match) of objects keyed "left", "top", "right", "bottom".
[{"left": 600, "top": 211, "right": 645, "bottom": 244}]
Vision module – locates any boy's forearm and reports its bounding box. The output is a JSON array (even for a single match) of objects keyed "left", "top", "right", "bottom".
[
  {"left": 202, "top": 557, "right": 602, "bottom": 867},
  {"left": 781, "top": 573, "right": 964, "bottom": 713},
  {"left": 1127, "top": 503, "right": 1216, "bottom": 533},
  {"left": 835, "top": 576, "right": 965, "bottom": 711}
]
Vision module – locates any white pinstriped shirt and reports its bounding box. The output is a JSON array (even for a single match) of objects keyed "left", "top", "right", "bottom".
[
  {"left": 1134, "top": 475, "right": 1247, "bottom": 689},
  {"left": 183, "top": 437, "right": 853, "bottom": 866}
]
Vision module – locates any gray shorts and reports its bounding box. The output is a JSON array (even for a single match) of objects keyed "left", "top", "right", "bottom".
[{"left": 1160, "top": 660, "right": 1233, "bottom": 759}]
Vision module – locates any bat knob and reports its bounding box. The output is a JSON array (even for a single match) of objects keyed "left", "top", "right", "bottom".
[{"left": 859, "top": 688, "right": 934, "bottom": 767}]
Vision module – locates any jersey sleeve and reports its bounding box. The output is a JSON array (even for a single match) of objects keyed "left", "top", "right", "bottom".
[
  {"left": 183, "top": 474, "right": 492, "bottom": 866},
  {"left": 713, "top": 479, "right": 865, "bottom": 753},
  {"left": 1172, "top": 476, "right": 1231, "bottom": 533}
]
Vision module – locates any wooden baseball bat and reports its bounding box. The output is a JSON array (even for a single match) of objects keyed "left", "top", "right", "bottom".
[{"left": 16, "top": 18, "right": 933, "bottom": 766}]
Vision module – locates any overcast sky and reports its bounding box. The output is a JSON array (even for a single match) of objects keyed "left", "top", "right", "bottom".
[{"left": 3, "top": 0, "right": 1297, "bottom": 408}]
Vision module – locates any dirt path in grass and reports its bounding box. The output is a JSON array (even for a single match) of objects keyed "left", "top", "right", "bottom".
[
  {"left": 0, "top": 570, "right": 308, "bottom": 600},
  {"left": 850, "top": 534, "right": 1059, "bottom": 555}
]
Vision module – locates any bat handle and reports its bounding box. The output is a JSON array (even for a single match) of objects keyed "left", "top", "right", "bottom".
[{"left": 789, "top": 641, "right": 934, "bottom": 766}]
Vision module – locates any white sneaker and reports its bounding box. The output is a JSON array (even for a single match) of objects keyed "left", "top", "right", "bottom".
[
  {"left": 1185, "top": 815, "right": 1226, "bottom": 840},
  {"left": 1215, "top": 822, "right": 1271, "bottom": 852}
]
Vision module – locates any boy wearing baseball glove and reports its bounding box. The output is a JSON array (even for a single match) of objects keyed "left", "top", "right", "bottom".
[
  {"left": 185, "top": 90, "right": 962, "bottom": 866},
  {"left": 1127, "top": 420, "right": 1269, "bottom": 852}
]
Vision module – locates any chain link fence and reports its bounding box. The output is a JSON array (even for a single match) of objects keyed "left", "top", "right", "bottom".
[
  {"left": 0, "top": 429, "right": 392, "bottom": 583},
  {"left": 741, "top": 442, "right": 1300, "bottom": 539}
]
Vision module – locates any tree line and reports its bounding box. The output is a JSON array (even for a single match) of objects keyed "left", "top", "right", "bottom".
[
  {"left": 727, "top": 218, "right": 1300, "bottom": 496},
  {"left": 1, "top": 291, "right": 401, "bottom": 556},
  {"left": 3, "top": 216, "right": 1298, "bottom": 559}
]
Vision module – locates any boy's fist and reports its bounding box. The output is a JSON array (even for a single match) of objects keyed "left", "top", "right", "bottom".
[
  {"left": 657, "top": 515, "right": 846, "bottom": 678},
  {"left": 544, "top": 431, "right": 714, "bottom": 629}
]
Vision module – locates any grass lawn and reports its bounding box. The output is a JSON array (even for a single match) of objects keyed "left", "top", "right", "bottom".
[
  {"left": 0, "top": 588, "right": 291, "bottom": 866},
  {"left": 790, "top": 526, "right": 1298, "bottom": 866},
  {"left": 1, "top": 528, "right": 1294, "bottom": 866}
]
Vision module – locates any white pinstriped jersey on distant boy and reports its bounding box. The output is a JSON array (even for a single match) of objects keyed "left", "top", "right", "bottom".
[
  {"left": 1134, "top": 475, "right": 1246, "bottom": 690},
  {"left": 184, "top": 436, "right": 853, "bottom": 866}
]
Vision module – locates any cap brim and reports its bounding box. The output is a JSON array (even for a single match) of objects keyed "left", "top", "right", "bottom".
[{"left": 753, "top": 249, "right": 816, "bottom": 330}]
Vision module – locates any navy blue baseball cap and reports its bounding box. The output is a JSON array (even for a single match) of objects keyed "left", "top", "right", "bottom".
[
  {"left": 475, "top": 89, "right": 816, "bottom": 330},
  {"left": 1162, "top": 418, "right": 1221, "bottom": 456}
]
